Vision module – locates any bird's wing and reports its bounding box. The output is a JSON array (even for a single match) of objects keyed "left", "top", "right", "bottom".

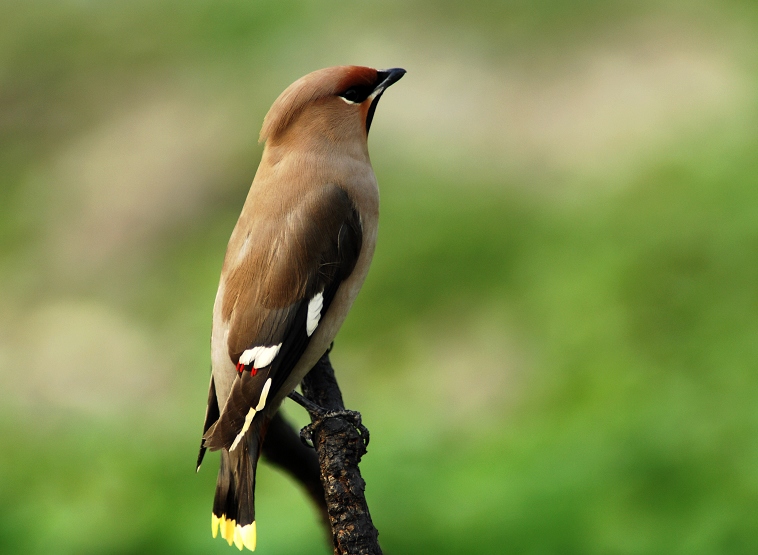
[{"left": 202, "top": 184, "right": 362, "bottom": 452}]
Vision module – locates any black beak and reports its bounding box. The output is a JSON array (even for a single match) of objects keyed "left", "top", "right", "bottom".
[
  {"left": 366, "top": 68, "right": 406, "bottom": 134},
  {"left": 374, "top": 68, "right": 406, "bottom": 93}
]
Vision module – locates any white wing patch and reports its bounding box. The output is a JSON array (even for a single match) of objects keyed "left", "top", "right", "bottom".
[
  {"left": 230, "top": 378, "right": 272, "bottom": 452},
  {"left": 239, "top": 343, "right": 281, "bottom": 368},
  {"left": 306, "top": 291, "right": 324, "bottom": 337}
]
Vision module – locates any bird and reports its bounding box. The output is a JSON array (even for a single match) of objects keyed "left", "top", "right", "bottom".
[{"left": 196, "top": 65, "right": 405, "bottom": 551}]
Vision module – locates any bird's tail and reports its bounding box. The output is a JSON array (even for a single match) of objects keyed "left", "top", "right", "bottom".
[{"left": 211, "top": 430, "right": 264, "bottom": 551}]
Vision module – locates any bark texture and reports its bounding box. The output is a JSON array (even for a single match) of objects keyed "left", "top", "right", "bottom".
[
  {"left": 262, "top": 353, "right": 381, "bottom": 554},
  {"left": 302, "top": 353, "right": 382, "bottom": 555}
]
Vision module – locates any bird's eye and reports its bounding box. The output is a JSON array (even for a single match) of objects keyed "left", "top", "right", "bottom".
[
  {"left": 338, "top": 85, "right": 373, "bottom": 104},
  {"left": 342, "top": 88, "right": 359, "bottom": 102}
]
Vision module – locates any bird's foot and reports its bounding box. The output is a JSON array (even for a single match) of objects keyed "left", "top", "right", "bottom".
[
  {"left": 287, "top": 391, "right": 370, "bottom": 448},
  {"left": 299, "top": 409, "right": 370, "bottom": 449}
]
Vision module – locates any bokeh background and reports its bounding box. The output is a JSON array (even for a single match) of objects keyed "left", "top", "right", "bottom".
[{"left": 2, "top": 1, "right": 758, "bottom": 553}]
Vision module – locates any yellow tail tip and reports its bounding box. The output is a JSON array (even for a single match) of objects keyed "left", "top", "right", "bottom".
[
  {"left": 212, "top": 514, "right": 256, "bottom": 551},
  {"left": 224, "top": 517, "right": 236, "bottom": 546},
  {"left": 218, "top": 514, "right": 227, "bottom": 541},
  {"left": 212, "top": 514, "right": 220, "bottom": 538},
  {"left": 240, "top": 522, "right": 257, "bottom": 551},
  {"left": 234, "top": 525, "right": 244, "bottom": 550}
]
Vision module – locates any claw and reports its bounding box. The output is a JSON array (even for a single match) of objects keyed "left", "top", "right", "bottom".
[
  {"left": 287, "top": 392, "right": 370, "bottom": 448},
  {"left": 299, "top": 425, "right": 314, "bottom": 448}
]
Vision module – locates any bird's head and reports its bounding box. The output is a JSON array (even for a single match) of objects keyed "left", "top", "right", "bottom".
[{"left": 259, "top": 66, "right": 406, "bottom": 149}]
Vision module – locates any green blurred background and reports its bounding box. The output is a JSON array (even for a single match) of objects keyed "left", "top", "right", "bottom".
[{"left": 2, "top": 1, "right": 758, "bottom": 553}]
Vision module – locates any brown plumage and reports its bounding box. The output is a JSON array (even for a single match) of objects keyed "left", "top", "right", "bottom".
[{"left": 196, "top": 65, "right": 405, "bottom": 551}]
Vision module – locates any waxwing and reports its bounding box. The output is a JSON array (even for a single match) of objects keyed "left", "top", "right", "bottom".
[{"left": 196, "top": 65, "right": 405, "bottom": 551}]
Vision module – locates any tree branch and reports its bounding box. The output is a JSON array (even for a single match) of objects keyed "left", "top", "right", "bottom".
[
  {"left": 299, "top": 353, "right": 382, "bottom": 555},
  {"left": 262, "top": 353, "right": 381, "bottom": 554},
  {"left": 260, "top": 411, "right": 330, "bottom": 534}
]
